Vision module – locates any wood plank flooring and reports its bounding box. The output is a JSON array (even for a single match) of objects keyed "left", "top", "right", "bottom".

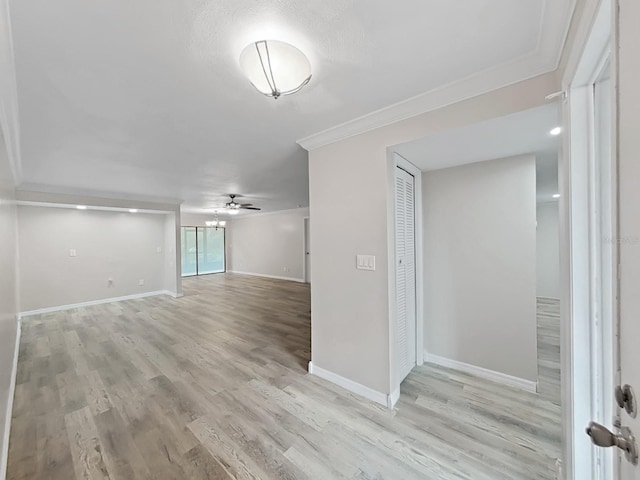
[
  {"left": 7, "top": 274, "right": 561, "bottom": 479},
  {"left": 536, "top": 297, "right": 561, "bottom": 404}
]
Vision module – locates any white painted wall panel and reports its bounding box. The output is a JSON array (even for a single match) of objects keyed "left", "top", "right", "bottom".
[
  {"left": 227, "top": 209, "right": 308, "bottom": 281},
  {"left": 536, "top": 201, "right": 560, "bottom": 299},
  {"left": 18, "top": 206, "right": 168, "bottom": 311},
  {"left": 422, "top": 155, "right": 538, "bottom": 382}
]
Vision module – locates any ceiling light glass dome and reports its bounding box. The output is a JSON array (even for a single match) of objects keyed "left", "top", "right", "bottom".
[{"left": 239, "top": 40, "right": 312, "bottom": 99}]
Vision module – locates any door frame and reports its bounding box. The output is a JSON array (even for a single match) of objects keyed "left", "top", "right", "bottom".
[
  {"left": 180, "top": 225, "right": 227, "bottom": 277},
  {"left": 387, "top": 152, "right": 424, "bottom": 405},
  {"left": 560, "top": 0, "right": 616, "bottom": 478}
]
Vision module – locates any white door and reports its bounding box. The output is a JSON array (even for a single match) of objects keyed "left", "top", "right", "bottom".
[
  {"left": 567, "top": 44, "right": 617, "bottom": 480},
  {"left": 395, "top": 166, "right": 417, "bottom": 381},
  {"left": 616, "top": 0, "right": 640, "bottom": 478},
  {"left": 571, "top": 1, "right": 640, "bottom": 478},
  {"left": 304, "top": 218, "right": 311, "bottom": 284}
]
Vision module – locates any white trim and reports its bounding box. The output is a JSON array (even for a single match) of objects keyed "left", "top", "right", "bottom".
[
  {"left": 308, "top": 362, "right": 393, "bottom": 408},
  {"left": 424, "top": 352, "right": 538, "bottom": 393},
  {"left": 19, "top": 290, "right": 171, "bottom": 317},
  {"left": 560, "top": 0, "right": 603, "bottom": 88},
  {"left": 227, "top": 271, "right": 305, "bottom": 283},
  {"left": 297, "top": 64, "right": 547, "bottom": 151},
  {"left": 227, "top": 207, "right": 309, "bottom": 220},
  {"left": 1, "top": 318, "right": 21, "bottom": 480},
  {"left": 387, "top": 386, "right": 400, "bottom": 409},
  {"left": 162, "top": 290, "right": 183, "bottom": 298},
  {"left": 560, "top": 2, "right": 614, "bottom": 479}
]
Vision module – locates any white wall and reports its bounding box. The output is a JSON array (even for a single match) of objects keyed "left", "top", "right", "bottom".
[
  {"left": 0, "top": 131, "right": 18, "bottom": 480},
  {"left": 422, "top": 155, "right": 538, "bottom": 382},
  {"left": 536, "top": 201, "right": 560, "bottom": 299},
  {"left": 18, "top": 206, "right": 171, "bottom": 312},
  {"left": 227, "top": 209, "right": 308, "bottom": 281},
  {"left": 308, "top": 72, "right": 557, "bottom": 397}
]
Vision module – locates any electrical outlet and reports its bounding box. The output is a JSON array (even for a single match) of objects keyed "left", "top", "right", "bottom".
[
  {"left": 69, "top": 249, "right": 77, "bottom": 257},
  {"left": 139, "top": 279, "right": 144, "bottom": 286},
  {"left": 156, "top": 246, "right": 162, "bottom": 253}
]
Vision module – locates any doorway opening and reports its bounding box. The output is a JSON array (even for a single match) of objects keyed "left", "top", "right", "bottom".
[{"left": 389, "top": 103, "right": 564, "bottom": 476}]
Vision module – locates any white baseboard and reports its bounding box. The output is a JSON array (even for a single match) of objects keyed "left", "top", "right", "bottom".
[
  {"left": 161, "top": 290, "right": 183, "bottom": 298},
  {"left": 308, "top": 362, "right": 396, "bottom": 408},
  {"left": 19, "top": 290, "right": 171, "bottom": 317},
  {"left": 388, "top": 386, "right": 401, "bottom": 409},
  {"left": 228, "top": 270, "right": 305, "bottom": 283},
  {"left": 424, "top": 352, "right": 537, "bottom": 393},
  {"left": 1, "top": 317, "right": 21, "bottom": 480}
]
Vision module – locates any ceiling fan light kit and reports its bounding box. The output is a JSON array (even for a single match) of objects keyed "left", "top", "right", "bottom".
[
  {"left": 239, "top": 40, "right": 312, "bottom": 99},
  {"left": 205, "top": 215, "right": 226, "bottom": 229},
  {"left": 224, "top": 194, "right": 261, "bottom": 214}
]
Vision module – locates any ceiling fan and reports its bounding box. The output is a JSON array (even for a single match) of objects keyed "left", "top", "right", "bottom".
[{"left": 224, "top": 194, "right": 261, "bottom": 214}]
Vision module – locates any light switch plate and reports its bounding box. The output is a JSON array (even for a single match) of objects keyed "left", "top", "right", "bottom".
[
  {"left": 69, "top": 249, "right": 77, "bottom": 257},
  {"left": 356, "top": 254, "right": 376, "bottom": 271}
]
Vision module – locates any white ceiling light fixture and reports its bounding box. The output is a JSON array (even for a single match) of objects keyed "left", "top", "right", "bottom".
[
  {"left": 239, "top": 40, "right": 311, "bottom": 99},
  {"left": 76, "top": 205, "right": 87, "bottom": 210},
  {"left": 553, "top": 194, "right": 561, "bottom": 198},
  {"left": 550, "top": 126, "right": 562, "bottom": 136},
  {"left": 129, "top": 208, "right": 138, "bottom": 213}
]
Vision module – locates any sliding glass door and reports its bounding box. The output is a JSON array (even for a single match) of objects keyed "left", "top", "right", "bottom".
[
  {"left": 181, "top": 227, "right": 225, "bottom": 276},
  {"left": 181, "top": 227, "right": 198, "bottom": 276},
  {"left": 197, "top": 227, "right": 225, "bottom": 274}
]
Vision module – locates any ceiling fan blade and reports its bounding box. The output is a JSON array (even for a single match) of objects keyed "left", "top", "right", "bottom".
[
  {"left": 241, "top": 206, "right": 261, "bottom": 210},
  {"left": 239, "top": 203, "right": 253, "bottom": 207}
]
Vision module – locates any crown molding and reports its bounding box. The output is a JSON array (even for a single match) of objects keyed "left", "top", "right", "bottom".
[
  {"left": 297, "top": 0, "right": 575, "bottom": 152},
  {"left": 228, "top": 206, "right": 309, "bottom": 219}
]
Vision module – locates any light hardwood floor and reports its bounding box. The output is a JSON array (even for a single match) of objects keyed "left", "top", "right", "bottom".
[
  {"left": 537, "top": 297, "right": 561, "bottom": 405},
  {"left": 7, "top": 274, "right": 561, "bottom": 479}
]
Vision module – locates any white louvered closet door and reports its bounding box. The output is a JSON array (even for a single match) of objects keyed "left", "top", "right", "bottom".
[{"left": 395, "top": 166, "right": 417, "bottom": 382}]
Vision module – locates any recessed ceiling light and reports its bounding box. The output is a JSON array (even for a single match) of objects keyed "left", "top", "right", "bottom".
[
  {"left": 550, "top": 127, "right": 562, "bottom": 136},
  {"left": 553, "top": 194, "right": 561, "bottom": 198},
  {"left": 129, "top": 209, "right": 138, "bottom": 213},
  {"left": 76, "top": 205, "right": 87, "bottom": 210}
]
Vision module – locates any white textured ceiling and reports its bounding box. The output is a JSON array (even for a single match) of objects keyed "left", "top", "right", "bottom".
[
  {"left": 9, "top": 0, "right": 574, "bottom": 213},
  {"left": 393, "top": 104, "right": 561, "bottom": 202}
]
